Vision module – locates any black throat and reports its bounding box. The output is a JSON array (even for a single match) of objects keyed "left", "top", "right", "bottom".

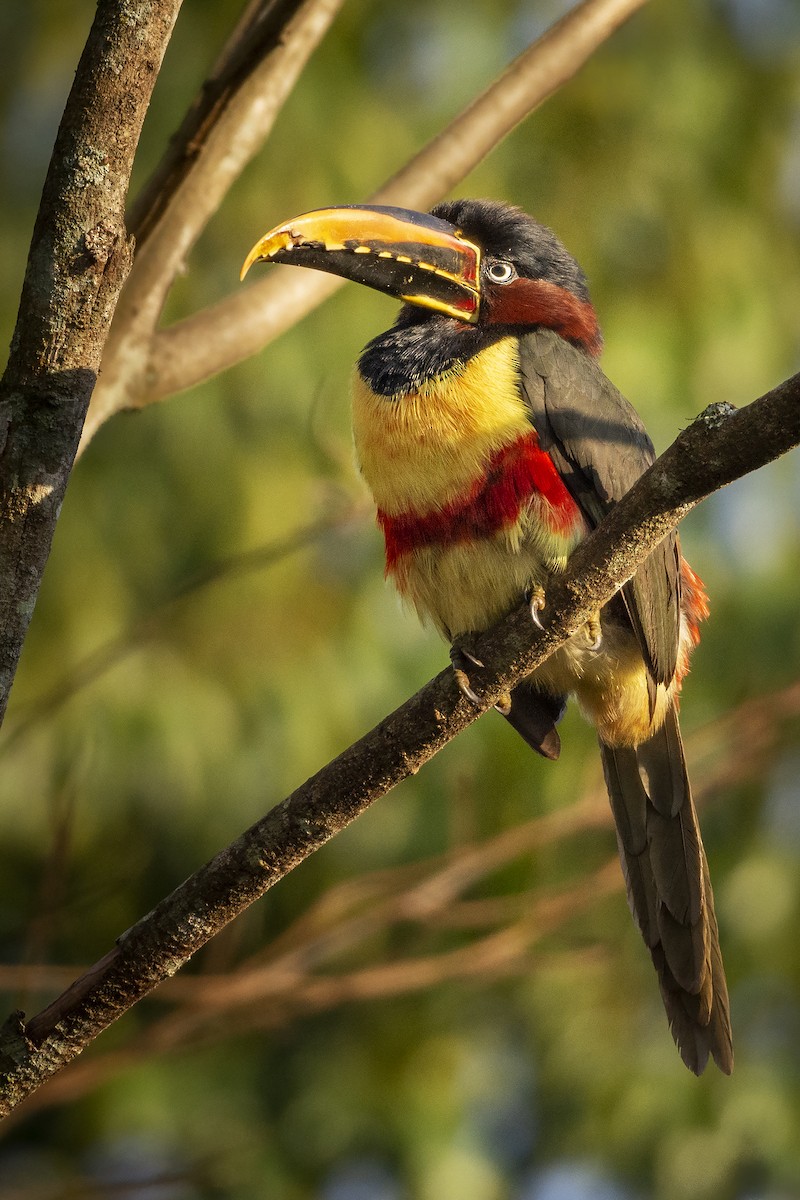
[{"left": 357, "top": 308, "right": 500, "bottom": 396}]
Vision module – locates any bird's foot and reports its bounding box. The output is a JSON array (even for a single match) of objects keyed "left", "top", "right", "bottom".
[
  {"left": 528, "top": 585, "right": 546, "bottom": 630},
  {"left": 450, "top": 641, "right": 511, "bottom": 714},
  {"left": 450, "top": 642, "right": 483, "bottom": 706},
  {"left": 527, "top": 588, "right": 601, "bottom": 650}
]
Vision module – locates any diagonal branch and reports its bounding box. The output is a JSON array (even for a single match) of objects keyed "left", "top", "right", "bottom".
[
  {"left": 0, "top": 373, "right": 797, "bottom": 1116},
  {"left": 4, "top": 669, "right": 796, "bottom": 1124},
  {"left": 80, "top": 0, "right": 649, "bottom": 445},
  {"left": 128, "top": 0, "right": 326, "bottom": 245},
  {"left": 2, "top": 675, "right": 796, "bottom": 1128},
  {"left": 0, "top": 800, "right": 612, "bottom": 1125},
  {"left": 0, "top": 0, "right": 184, "bottom": 726},
  {"left": 80, "top": 0, "right": 343, "bottom": 448}
]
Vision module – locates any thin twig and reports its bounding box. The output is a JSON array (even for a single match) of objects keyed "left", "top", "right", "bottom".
[
  {"left": 0, "top": 861, "right": 615, "bottom": 1128},
  {"left": 79, "top": 0, "right": 343, "bottom": 449},
  {"left": 128, "top": 0, "right": 317, "bottom": 244},
  {"left": 0, "top": 503, "right": 365, "bottom": 756}
]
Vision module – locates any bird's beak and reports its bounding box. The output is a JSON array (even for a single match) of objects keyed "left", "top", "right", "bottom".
[{"left": 240, "top": 205, "right": 482, "bottom": 323}]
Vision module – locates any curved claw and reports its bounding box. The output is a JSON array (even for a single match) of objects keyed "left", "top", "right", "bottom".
[
  {"left": 450, "top": 645, "right": 484, "bottom": 708},
  {"left": 453, "top": 668, "right": 483, "bottom": 707},
  {"left": 529, "top": 589, "right": 546, "bottom": 630},
  {"left": 454, "top": 667, "right": 512, "bottom": 715},
  {"left": 458, "top": 647, "right": 484, "bottom": 670},
  {"left": 450, "top": 644, "right": 510, "bottom": 712}
]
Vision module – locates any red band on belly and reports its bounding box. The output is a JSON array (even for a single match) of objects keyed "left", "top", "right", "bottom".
[{"left": 378, "top": 433, "right": 579, "bottom": 570}]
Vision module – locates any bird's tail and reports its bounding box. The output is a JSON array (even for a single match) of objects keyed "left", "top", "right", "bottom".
[{"left": 599, "top": 705, "right": 733, "bottom": 1074}]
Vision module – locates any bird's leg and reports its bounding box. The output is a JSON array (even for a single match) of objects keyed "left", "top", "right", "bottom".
[{"left": 450, "top": 639, "right": 512, "bottom": 715}]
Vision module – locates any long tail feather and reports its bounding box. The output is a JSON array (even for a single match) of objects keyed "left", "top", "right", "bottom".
[{"left": 600, "top": 706, "right": 733, "bottom": 1074}]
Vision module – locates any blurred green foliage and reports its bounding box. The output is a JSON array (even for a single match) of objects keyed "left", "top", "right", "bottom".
[{"left": 1, "top": 0, "right": 800, "bottom": 1196}]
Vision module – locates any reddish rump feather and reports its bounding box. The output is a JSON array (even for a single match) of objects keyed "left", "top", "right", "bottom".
[
  {"left": 675, "top": 558, "right": 710, "bottom": 687},
  {"left": 379, "top": 433, "right": 579, "bottom": 571},
  {"left": 487, "top": 278, "right": 602, "bottom": 357},
  {"left": 680, "top": 559, "right": 710, "bottom": 648}
]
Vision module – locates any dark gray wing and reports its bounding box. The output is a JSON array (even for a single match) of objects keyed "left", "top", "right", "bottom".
[{"left": 518, "top": 329, "right": 681, "bottom": 688}]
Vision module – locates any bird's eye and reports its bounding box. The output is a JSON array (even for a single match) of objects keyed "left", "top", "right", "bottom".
[{"left": 486, "top": 260, "right": 516, "bottom": 284}]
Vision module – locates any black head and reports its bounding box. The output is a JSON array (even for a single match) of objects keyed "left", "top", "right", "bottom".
[{"left": 431, "top": 198, "right": 592, "bottom": 305}]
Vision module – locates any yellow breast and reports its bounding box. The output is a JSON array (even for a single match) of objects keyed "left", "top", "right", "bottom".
[{"left": 351, "top": 336, "right": 532, "bottom": 516}]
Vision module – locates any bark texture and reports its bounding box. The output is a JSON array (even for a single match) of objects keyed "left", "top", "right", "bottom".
[{"left": 0, "top": 0, "right": 184, "bottom": 722}]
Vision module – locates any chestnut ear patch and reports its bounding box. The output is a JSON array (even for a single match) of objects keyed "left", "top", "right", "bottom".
[{"left": 486, "top": 277, "right": 602, "bottom": 356}]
